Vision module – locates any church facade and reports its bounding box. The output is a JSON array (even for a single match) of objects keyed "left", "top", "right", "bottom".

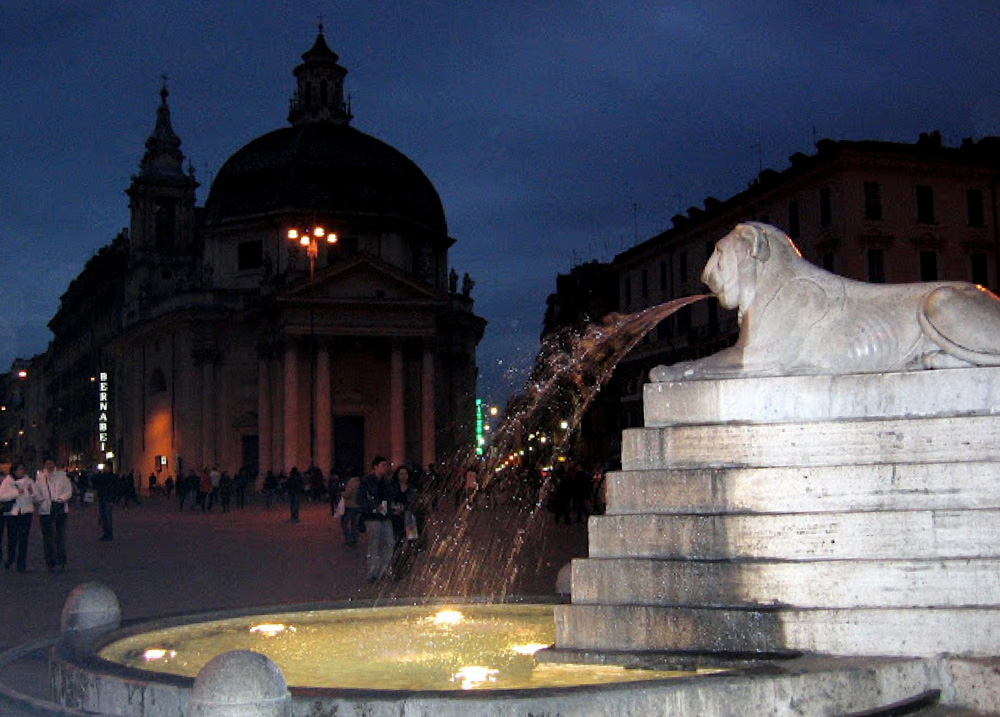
[{"left": 40, "top": 30, "right": 485, "bottom": 480}]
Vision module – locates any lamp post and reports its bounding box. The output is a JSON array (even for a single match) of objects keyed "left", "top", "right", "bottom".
[
  {"left": 286, "top": 224, "right": 337, "bottom": 472},
  {"left": 287, "top": 226, "right": 337, "bottom": 282}
]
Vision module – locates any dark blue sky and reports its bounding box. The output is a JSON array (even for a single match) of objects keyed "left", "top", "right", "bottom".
[{"left": 2, "top": 2, "right": 999, "bottom": 404}]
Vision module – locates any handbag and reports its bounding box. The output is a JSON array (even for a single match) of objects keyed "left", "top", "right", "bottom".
[
  {"left": 404, "top": 510, "right": 419, "bottom": 541},
  {"left": 0, "top": 500, "right": 14, "bottom": 514},
  {"left": 43, "top": 476, "right": 65, "bottom": 516}
]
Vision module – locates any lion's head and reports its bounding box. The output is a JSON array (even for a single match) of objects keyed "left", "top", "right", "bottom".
[{"left": 701, "top": 222, "right": 801, "bottom": 315}]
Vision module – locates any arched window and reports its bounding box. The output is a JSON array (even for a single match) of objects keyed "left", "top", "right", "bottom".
[
  {"left": 149, "top": 368, "right": 167, "bottom": 393},
  {"left": 320, "top": 80, "right": 328, "bottom": 106}
]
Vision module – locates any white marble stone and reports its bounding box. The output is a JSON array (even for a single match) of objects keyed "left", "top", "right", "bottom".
[
  {"left": 557, "top": 604, "right": 1000, "bottom": 657},
  {"left": 588, "top": 510, "right": 1000, "bottom": 561},
  {"left": 60, "top": 582, "right": 122, "bottom": 634},
  {"left": 622, "top": 415, "right": 1000, "bottom": 470},
  {"left": 562, "top": 361, "right": 1000, "bottom": 660},
  {"left": 606, "top": 462, "right": 1000, "bottom": 515},
  {"left": 644, "top": 366, "right": 1000, "bottom": 427},
  {"left": 571, "top": 557, "right": 1000, "bottom": 608}
]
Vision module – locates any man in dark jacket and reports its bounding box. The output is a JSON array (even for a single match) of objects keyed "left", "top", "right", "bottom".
[
  {"left": 359, "top": 456, "right": 394, "bottom": 582},
  {"left": 93, "top": 468, "right": 118, "bottom": 540}
]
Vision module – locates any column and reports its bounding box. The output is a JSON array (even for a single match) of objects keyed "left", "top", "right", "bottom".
[
  {"left": 420, "top": 342, "right": 436, "bottom": 469},
  {"left": 283, "top": 343, "right": 299, "bottom": 472},
  {"left": 271, "top": 356, "right": 283, "bottom": 477},
  {"left": 390, "top": 340, "right": 405, "bottom": 468},
  {"left": 315, "top": 344, "right": 332, "bottom": 476},
  {"left": 258, "top": 356, "right": 272, "bottom": 475},
  {"left": 201, "top": 360, "right": 215, "bottom": 469}
]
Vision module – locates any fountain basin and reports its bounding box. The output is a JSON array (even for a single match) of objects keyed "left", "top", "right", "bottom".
[{"left": 47, "top": 598, "right": 950, "bottom": 716}]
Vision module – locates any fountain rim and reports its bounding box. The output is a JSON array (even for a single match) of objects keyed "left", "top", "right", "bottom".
[{"left": 57, "top": 595, "right": 726, "bottom": 699}]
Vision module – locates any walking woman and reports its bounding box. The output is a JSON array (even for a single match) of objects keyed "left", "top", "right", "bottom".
[
  {"left": 0, "top": 463, "right": 36, "bottom": 572},
  {"left": 36, "top": 459, "right": 73, "bottom": 572}
]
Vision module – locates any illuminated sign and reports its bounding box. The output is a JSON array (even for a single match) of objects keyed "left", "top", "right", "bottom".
[
  {"left": 475, "top": 398, "right": 484, "bottom": 455},
  {"left": 97, "top": 371, "right": 111, "bottom": 455}
]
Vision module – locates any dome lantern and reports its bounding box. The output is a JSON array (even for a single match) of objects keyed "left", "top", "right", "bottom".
[{"left": 288, "top": 23, "right": 352, "bottom": 127}]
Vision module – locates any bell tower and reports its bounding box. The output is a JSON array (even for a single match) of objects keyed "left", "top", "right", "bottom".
[
  {"left": 125, "top": 80, "right": 200, "bottom": 306},
  {"left": 287, "top": 23, "right": 352, "bottom": 126}
]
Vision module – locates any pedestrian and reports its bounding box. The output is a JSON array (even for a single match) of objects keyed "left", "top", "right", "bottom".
[
  {"left": 120, "top": 469, "right": 142, "bottom": 507},
  {"left": 0, "top": 463, "right": 35, "bottom": 571},
  {"left": 340, "top": 472, "right": 361, "bottom": 546},
  {"left": 389, "top": 464, "right": 421, "bottom": 577},
  {"left": 93, "top": 467, "right": 118, "bottom": 540},
  {"left": 164, "top": 474, "right": 175, "bottom": 499},
  {"left": 198, "top": 468, "right": 211, "bottom": 512},
  {"left": 219, "top": 471, "right": 232, "bottom": 512},
  {"left": 35, "top": 458, "right": 73, "bottom": 572},
  {"left": 286, "top": 467, "right": 303, "bottom": 523},
  {"left": 234, "top": 467, "right": 248, "bottom": 509},
  {"left": 360, "top": 456, "right": 395, "bottom": 582},
  {"left": 262, "top": 470, "right": 278, "bottom": 509},
  {"left": 327, "top": 470, "right": 342, "bottom": 515},
  {"left": 208, "top": 466, "right": 221, "bottom": 511}
]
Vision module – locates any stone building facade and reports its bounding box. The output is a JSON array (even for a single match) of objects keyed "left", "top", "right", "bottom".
[{"left": 8, "top": 29, "right": 484, "bottom": 480}]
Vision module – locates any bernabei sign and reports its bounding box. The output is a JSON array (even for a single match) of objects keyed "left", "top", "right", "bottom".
[{"left": 98, "top": 371, "right": 110, "bottom": 454}]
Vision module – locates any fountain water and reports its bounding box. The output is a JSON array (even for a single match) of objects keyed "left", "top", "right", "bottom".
[{"left": 390, "top": 294, "right": 709, "bottom": 602}]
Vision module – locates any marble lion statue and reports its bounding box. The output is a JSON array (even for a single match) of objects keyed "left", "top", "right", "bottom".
[{"left": 650, "top": 221, "right": 1000, "bottom": 381}]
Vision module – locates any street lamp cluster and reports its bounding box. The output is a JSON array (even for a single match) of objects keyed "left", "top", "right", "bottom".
[
  {"left": 287, "top": 225, "right": 337, "bottom": 281},
  {"left": 285, "top": 224, "right": 336, "bottom": 470}
]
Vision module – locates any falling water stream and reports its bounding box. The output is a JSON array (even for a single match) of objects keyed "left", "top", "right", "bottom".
[{"left": 391, "top": 294, "right": 710, "bottom": 601}]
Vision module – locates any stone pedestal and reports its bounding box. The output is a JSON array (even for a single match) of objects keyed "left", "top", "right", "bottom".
[{"left": 555, "top": 366, "right": 1000, "bottom": 658}]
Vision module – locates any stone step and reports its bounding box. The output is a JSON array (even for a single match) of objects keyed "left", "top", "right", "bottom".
[
  {"left": 643, "top": 366, "right": 1000, "bottom": 428},
  {"left": 554, "top": 604, "right": 1000, "bottom": 656},
  {"left": 588, "top": 510, "right": 1000, "bottom": 561},
  {"left": 941, "top": 658, "right": 1000, "bottom": 714},
  {"left": 606, "top": 462, "right": 1000, "bottom": 515},
  {"left": 621, "top": 414, "right": 1000, "bottom": 470},
  {"left": 570, "top": 557, "right": 1000, "bottom": 609}
]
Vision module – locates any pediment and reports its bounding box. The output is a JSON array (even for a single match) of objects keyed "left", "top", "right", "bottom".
[{"left": 278, "top": 253, "right": 444, "bottom": 304}]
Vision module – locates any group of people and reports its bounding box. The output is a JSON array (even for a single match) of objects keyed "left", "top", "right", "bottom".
[
  {"left": 547, "top": 461, "right": 607, "bottom": 524},
  {"left": 356, "top": 456, "right": 428, "bottom": 583},
  {"left": 0, "top": 459, "right": 73, "bottom": 572},
  {"left": 173, "top": 467, "right": 252, "bottom": 513}
]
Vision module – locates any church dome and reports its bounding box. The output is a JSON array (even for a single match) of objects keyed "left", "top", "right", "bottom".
[
  {"left": 203, "top": 28, "right": 447, "bottom": 235},
  {"left": 203, "top": 122, "right": 447, "bottom": 234}
]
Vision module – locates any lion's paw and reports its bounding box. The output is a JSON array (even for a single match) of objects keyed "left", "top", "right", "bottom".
[{"left": 649, "top": 362, "right": 695, "bottom": 382}]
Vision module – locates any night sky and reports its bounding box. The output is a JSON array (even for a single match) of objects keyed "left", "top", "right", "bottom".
[{"left": 2, "top": 2, "right": 999, "bottom": 404}]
